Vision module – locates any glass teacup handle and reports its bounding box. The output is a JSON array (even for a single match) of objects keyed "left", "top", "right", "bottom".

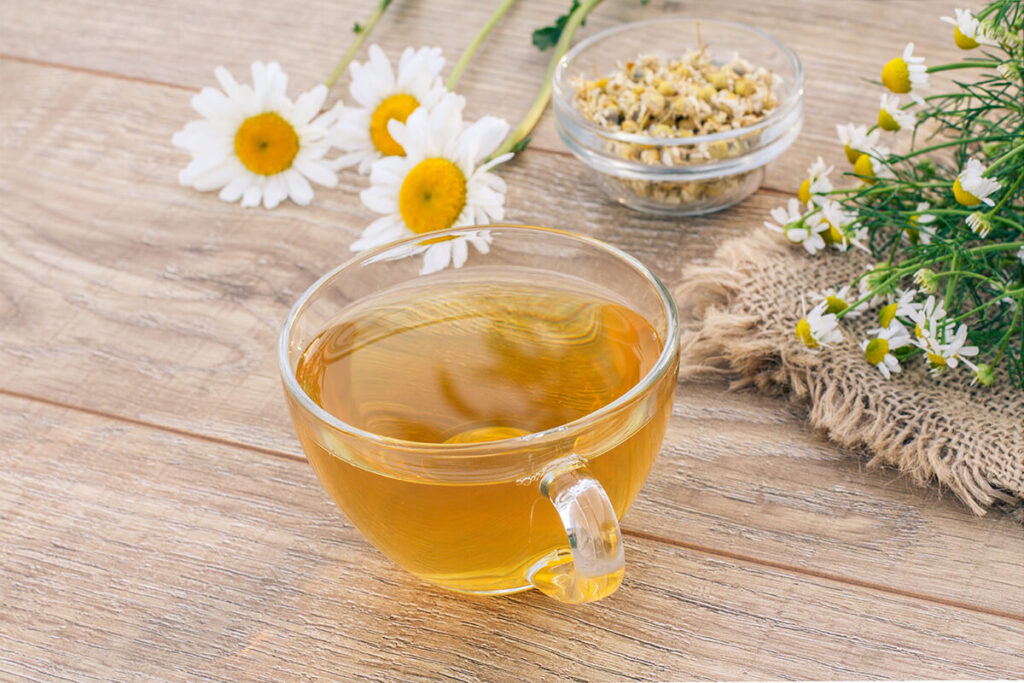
[{"left": 531, "top": 461, "right": 625, "bottom": 604}]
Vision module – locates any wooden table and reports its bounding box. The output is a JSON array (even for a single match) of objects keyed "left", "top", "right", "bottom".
[{"left": 2, "top": 0, "right": 1022, "bottom": 679}]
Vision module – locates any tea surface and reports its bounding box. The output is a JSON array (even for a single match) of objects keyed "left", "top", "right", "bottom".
[{"left": 296, "top": 269, "right": 662, "bottom": 444}]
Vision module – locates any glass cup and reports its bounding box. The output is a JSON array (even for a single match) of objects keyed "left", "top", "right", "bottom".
[{"left": 279, "top": 225, "right": 680, "bottom": 603}]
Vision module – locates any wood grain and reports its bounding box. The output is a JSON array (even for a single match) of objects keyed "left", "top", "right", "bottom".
[
  {"left": 1, "top": 57, "right": 1022, "bottom": 625},
  {"left": 2, "top": 394, "right": 1022, "bottom": 680},
  {"left": 2, "top": 0, "right": 1023, "bottom": 677},
  {"left": 0, "top": 0, "right": 964, "bottom": 192}
]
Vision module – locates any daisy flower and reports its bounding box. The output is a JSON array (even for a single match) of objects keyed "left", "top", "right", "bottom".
[
  {"left": 798, "top": 157, "right": 833, "bottom": 205},
  {"left": 915, "top": 320, "right": 979, "bottom": 374},
  {"left": 764, "top": 199, "right": 827, "bottom": 254},
  {"left": 876, "top": 289, "right": 918, "bottom": 332},
  {"left": 173, "top": 61, "right": 341, "bottom": 209},
  {"left": 877, "top": 94, "right": 915, "bottom": 132},
  {"left": 811, "top": 285, "right": 862, "bottom": 317},
  {"left": 355, "top": 93, "right": 512, "bottom": 274},
  {"left": 853, "top": 146, "right": 894, "bottom": 185},
  {"left": 907, "top": 294, "right": 947, "bottom": 339},
  {"left": 331, "top": 45, "right": 450, "bottom": 174},
  {"left": 953, "top": 158, "right": 1001, "bottom": 207},
  {"left": 861, "top": 322, "right": 912, "bottom": 379},
  {"left": 813, "top": 200, "right": 864, "bottom": 252},
  {"left": 905, "top": 202, "right": 936, "bottom": 245},
  {"left": 881, "top": 43, "right": 928, "bottom": 105},
  {"left": 795, "top": 300, "right": 843, "bottom": 350},
  {"left": 1018, "top": 245, "right": 1024, "bottom": 263},
  {"left": 836, "top": 124, "right": 880, "bottom": 164},
  {"left": 941, "top": 9, "right": 992, "bottom": 49},
  {"left": 966, "top": 211, "right": 994, "bottom": 237}
]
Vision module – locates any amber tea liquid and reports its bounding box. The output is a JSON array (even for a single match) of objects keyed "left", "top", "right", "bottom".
[{"left": 291, "top": 268, "right": 674, "bottom": 594}]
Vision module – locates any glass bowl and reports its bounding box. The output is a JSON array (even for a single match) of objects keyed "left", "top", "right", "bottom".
[{"left": 552, "top": 17, "right": 804, "bottom": 215}]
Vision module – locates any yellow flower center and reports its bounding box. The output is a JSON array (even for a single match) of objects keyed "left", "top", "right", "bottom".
[
  {"left": 854, "top": 153, "right": 876, "bottom": 184},
  {"left": 878, "top": 108, "right": 901, "bottom": 131},
  {"left": 882, "top": 57, "right": 911, "bottom": 94},
  {"left": 798, "top": 178, "right": 812, "bottom": 204},
  {"left": 864, "top": 338, "right": 890, "bottom": 366},
  {"left": 878, "top": 302, "right": 898, "bottom": 328},
  {"left": 825, "top": 296, "right": 847, "bottom": 315},
  {"left": 844, "top": 144, "right": 861, "bottom": 165},
  {"left": 234, "top": 112, "right": 299, "bottom": 175},
  {"left": 398, "top": 158, "right": 467, "bottom": 234},
  {"left": 821, "top": 220, "right": 844, "bottom": 245},
  {"left": 927, "top": 352, "right": 948, "bottom": 368},
  {"left": 954, "top": 26, "right": 979, "bottom": 50},
  {"left": 370, "top": 94, "right": 420, "bottom": 156},
  {"left": 914, "top": 323, "right": 924, "bottom": 338},
  {"left": 795, "top": 317, "right": 818, "bottom": 348},
  {"left": 953, "top": 178, "right": 982, "bottom": 206}
]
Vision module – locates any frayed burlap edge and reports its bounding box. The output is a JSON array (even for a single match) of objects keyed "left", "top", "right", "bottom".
[{"left": 675, "top": 230, "right": 1023, "bottom": 518}]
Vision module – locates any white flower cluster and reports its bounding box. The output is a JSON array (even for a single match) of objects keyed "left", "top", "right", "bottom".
[{"left": 173, "top": 45, "right": 514, "bottom": 274}]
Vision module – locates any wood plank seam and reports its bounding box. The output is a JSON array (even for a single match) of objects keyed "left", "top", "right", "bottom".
[
  {"left": 3, "top": 385, "right": 1020, "bottom": 624},
  {"left": 0, "top": 52, "right": 803, "bottom": 197}
]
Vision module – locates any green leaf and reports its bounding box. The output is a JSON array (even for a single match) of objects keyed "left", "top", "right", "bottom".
[
  {"left": 532, "top": 0, "right": 581, "bottom": 51},
  {"left": 353, "top": 21, "right": 363, "bottom": 34}
]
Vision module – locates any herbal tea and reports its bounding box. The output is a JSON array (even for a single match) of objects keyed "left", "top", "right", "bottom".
[{"left": 291, "top": 268, "right": 674, "bottom": 595}]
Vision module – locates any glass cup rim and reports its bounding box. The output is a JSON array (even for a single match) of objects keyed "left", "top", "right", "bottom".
[
  {"left": 551, "top": 16, "right": 805, "bottom": 148},
  {"left": 278, "top": 224, "right": 681, "bottom": 457}
]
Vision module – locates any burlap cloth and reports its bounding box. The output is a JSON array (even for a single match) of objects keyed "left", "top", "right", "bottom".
[{"left": 674, "top": 229, "right": 1024, "bottom": 517}]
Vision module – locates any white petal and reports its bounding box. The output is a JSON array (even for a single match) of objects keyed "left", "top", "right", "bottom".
[
  {"left": 294, "top": 158, "right": 338, "bottom": 188},
  {"left": 285, "top": 169, "right": 314, "bottom": 206},
  {"left": 218, "top": 174, "right": 252, "bottom": 202}
]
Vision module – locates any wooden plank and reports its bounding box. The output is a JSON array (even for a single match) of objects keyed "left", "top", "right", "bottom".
[
  {"left": 1, "top": 58, "right": 1022, "bottom": 622},
  {"left": 1, "top": 393, "right": 1022, "bottom": 680},
  {"left": 0, "top": 0, "right": 964, "bottom": 192}
]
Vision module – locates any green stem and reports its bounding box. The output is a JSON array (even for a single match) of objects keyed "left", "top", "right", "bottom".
[
  {"left": 987, "top": 169, "right": 1024, "bottom": 214},
  {"left": 991, "top": 306, "right": 1021, "bottom": 367},
  {"left": 926, "top": 60, "right": 1001, "bottom": 73},
  {"left": 944, "top": 251, "right": 960, "bottom": 313},
  {"left": 968, "top": 240, "right": 1024, "bottom": 255},
  {"left": 986, "top": 140, "right": 1024, "bottom": 173},
  {"left": 490, "top": 0, "right": 605, "bottom": 158},
  {"left": 888, "top": 134, "right": 1004, "bottom": 163},
  {"left": 325, "top": 0, "right": 393, "bottom": 89},
  {"left": 446, "top": 0, "right": 518, "bottom": 90}
]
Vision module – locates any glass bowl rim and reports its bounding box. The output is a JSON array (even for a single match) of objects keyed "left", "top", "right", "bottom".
[
  {"left": 551, "top": 16, "right": 805, "bottom": 148},
  {"left": 278, "top": 224, "right": 681, "bottom": 458}
]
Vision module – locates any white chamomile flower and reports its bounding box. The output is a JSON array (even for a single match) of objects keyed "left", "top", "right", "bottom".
[
  {"left": 355, "top": 93, "right": 512, "bottom": 274},
  {"left": 798, "top": 157, "right": 833, "bottom": 205},
  {"left": 954, "top": 157, "right": 1001, "bottom": 207},
  {"left": 878, "top": 94, "right": 916, "bottom": 132},
  {"left": 853, "top": 145, "right": 894, "bottom": 185},
  {"left": 836, "top": 123, "right": 880, "bottom": 164},
  {"left": 914, "top": 320, "right": 979, "bottom": 374},
  {"left": 331, "top": 45, "right": 450, "bottom": 174},
  {"left": 876, "top": 288, "right": 917, "bottom": 330},
  {"left": 173, "top": 61, "right": 341, "bottom": 209},
  {"left": 907, "top": 294, "right": 947, "bottom": 341},
  {"left": 881, "top": 43, "right": 928, "bottom": 105},
  {"left": 1018, "top": 245, "right": 1024, "bottom": 263},
  {"left": 813, "top": 200, "right": 866, "bottom": 252},
  {"left": 966, "top": 211, "right": 994, "bottom": 237},
  {"left": 941, "top": 8, "right": 993, "bottom": 49},
  {"left": 795, "top": 300, "right": 843, "bottom": 351},
  {"left": 861, "top": 322, "right": 912, "bottom": 379},
  {"left": 811, "top": 285, "right": 862, "bottom": 317},
  {"left": 764, "top": 199, "right": 827, "bottom": 254},
  {"left": 905, "top": 202, "right": 936, "bottom": 245}
]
